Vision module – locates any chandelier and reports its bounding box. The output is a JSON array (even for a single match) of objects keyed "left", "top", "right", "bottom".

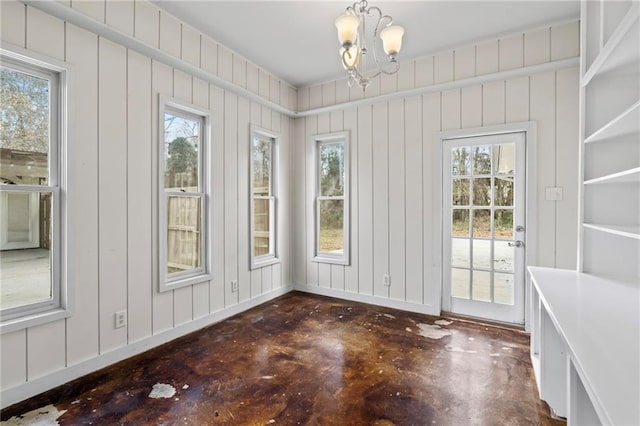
[{"left": 335, "top": 0, "right": 405, "bottom": 90}]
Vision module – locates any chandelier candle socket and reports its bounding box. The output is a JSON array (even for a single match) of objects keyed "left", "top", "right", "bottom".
[{"left": 335, "top": 0, "right": 405, "bottom": 90}]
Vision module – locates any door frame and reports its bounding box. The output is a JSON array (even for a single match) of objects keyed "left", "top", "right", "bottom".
[{"left": 432, "top": 122, "right": 538, "bottom": 328}]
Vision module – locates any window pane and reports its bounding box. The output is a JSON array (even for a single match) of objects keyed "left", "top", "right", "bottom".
[
  {"left": 472, "top": 178, "right": 491, "bottom": 206},
  {"left": 164, "top": 112, "right": 200, "bottom": 191},
  {"left": 452, "top": 209, "right": 469, "bottom": 237},
  {"left": 451, "top": 147, "right": 470, "bottom": 176},
  {"left": 319, "top": 143, "right": 344, "bottom": 196},
  {"left": 452, "top": 178, "right": 469, "bottom": 206},
  {"left": 451, "top": 268, "right": 470, "bottom": 299},
  {"left": 472, "top": 270, "right": 491, "bottom": 302},
  {"left": 494, "top": 273, "right": 514, "bottom": 305},
  {"left": 0, "top": 191, "right": 52, "bottom": 310},
  {"left": 493, "top": 143, "right": 515, "bottom": 174},
  {"left": 254, "top": 198, "right": 271, "bottom": 257},
  {"left": 472, "top": 145, "right": 491, "bottom": 175},
  {"left": 166, "top": 195, "right": 202, "bottom": 275},
  {"left": 451, "top": 238, "right": 470, "bottom": 267},
  {"left": 0, "top": 66, "right": 50, "bottom": 186},
  {"left": 495, "top": 177, "right": 514, "bottom": 206},
  {"left": 494, "top": 241, "right": 514, "bottom": 273},
  {"left": 472, "top": 239, "right": 491, "bottom": 269},
  {"left": 319, "top": 199, "right": 344, "bottom": 253},
  {"left": 253, "top": 137, "right": 271, "bottom": 196},
  {"left": 494, "top": 209, "right": 513, "bottom": 239},
  {"left": 472, "top": 209, "right": 491, "bottom": 238}
]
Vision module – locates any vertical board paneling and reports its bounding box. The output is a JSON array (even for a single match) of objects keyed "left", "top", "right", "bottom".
[
  {"left": 372, "top": 102, "right": 389, "bottom": 298},
  {"left": 530, "top": 72, "right": 556, "bottom": 267},
  {"left": 415, "top": 56, "right": 434, "bottom": 87},
  {"left": 259, "top": 69, "right": 269, "bottom": 100},
  {"left": 524, "top": 28, "right": 551, "bottom": 66},
  {"left": 292, "top": 118, "right": 306, "bottom": 286},
  {"left": 65, "top": 25, "right": 100, "bottom": 363},
  {"left": 482, "top": 81, "right": 506, "bottom": 126},
  {"left": 151, "top": 60, "right": 174, "bottom": 333},
  {"left": 270, "top": 77, "right": 280, "bottom": 104},
  {"left": 27, "top": 321, "right": 65, "bottom": 380},
  {"left": 357, "top": 106, "right": 373, "bottom": 295},
  {"left": 98, "top": 38, "right": 128, "bottom": 352},
  {"left": 224, "top": 92, "right": 239, "bottom": 307},
  {"left": 126, "top": 49, "right": 153, "bottom": 343},
  {"left": 233, "top": 55, "right": 246, "bottom": 89},
  {"left": 422, "top": 93, "right": 441, "bottom": 306},
  {"left": 461, "top": 86, "right": 482, "bottom": 128},
  {"left": 305, "top": 115, "right": 319, "bottom": 285},
  {"left": 278, "top": 114, "right": 291, "bottom": 288},
  {"left": 441, "top": 89, "right": 461, "bottom": 130},
  {"left": 380, "top": 72, "right": 397, "bottom": 95},
  {"left": 388, "top": 100, "right": 405, "bottom": 301},
  {"left": 555, "top": 68, "right": 579, "bottom": 269},
  {"left": 210, "top": 85, "right": 225, "bottom": 313},
  {"left": 237, "top": 97, "right": 251, "bottom": 301},
  {"left": 72, "top": 0, "right": 104, "bottom": 23},
  {"left": 218, "top": 46, "right": 232, "bottom": 83},
  {"left": 506, "top": 77, "right": 530, "bottom": 123},
  {"left": 322, "top": 81, "right": 336, "bottom": 107},
  {"left": 397, "top": 61, "right": 415, "bottom": 92},
  {"left": 181, "top": 25, "right": 200, "bottom": 68},
  {"left": 309, "top": 85, "right": 322, "bottom": 110},
  {"left": 26, "top": 6, "right": 64, "bottom": 60},
  {"left": 0, "top": 330, "right": 26, "bottom": 388},
  {"left": 476, "top": 40, "right": 499, "bottom": 76},
  {"left": 499, "top": 34, "right": 524, "bottom": 71},
  {"left": 201, "top": 37, "right": 218, "bottom": 76},
  {"left": 134, "top": 1, "right": 159, "bottom": 48},
  {"left": 405, "top": 96, "right": 423, "bottom": 304},
  {"left": 455, "top": 46, "right": 476, "bottom": 80},
  {"left": 434, "top": 51, "right": 454, "bottom": 84},
  {"left": 106, "top": 1, "right": 134, "bottom": 37},
  {"left": 551, "top": 22, "right": 580, "bottom": 61},
  {"left": 1, "top": 0, "right": 25, "bottom": 46},
  {"left": 343, "top": 107, "right": 359, "bottom": 293},
  {"left": 246, "top": 63, "right": 259, "bottom": 95}
]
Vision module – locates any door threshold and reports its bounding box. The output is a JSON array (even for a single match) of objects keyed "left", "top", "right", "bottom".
[{"left": 440, "top": 311, "right": 526, "bottom": 333}]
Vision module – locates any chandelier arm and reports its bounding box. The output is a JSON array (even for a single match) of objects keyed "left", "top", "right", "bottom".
[{"left": 380, "top": 60, "right": 400, "bottom": 75}]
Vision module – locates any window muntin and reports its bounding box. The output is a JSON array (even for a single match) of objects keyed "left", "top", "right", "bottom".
[
  {"left": 160, "top": 102, "right": 209, "bottom": 288},
  {"left": 0, "top": 57, "right": 62, "bottom": 323},
  {"left": 250, "top": 128, "right": 279, "bottom": 269},
  {"left": 314, "top": 133, "right": 349, "bottom": 265}
]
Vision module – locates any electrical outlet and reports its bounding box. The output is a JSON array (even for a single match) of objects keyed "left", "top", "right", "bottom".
[
  {"left": 231, "top": 280, "right": 238, "bottom": 293},
  {"left": 115, "top": 310, "right": 127, "bottom": 329},
  {"left": 383, "top": 274, "right": 391, "bottom": 287}
]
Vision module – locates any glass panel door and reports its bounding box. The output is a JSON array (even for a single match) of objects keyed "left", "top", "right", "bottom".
[{"left": 443, "top": 132, "right": 526, "bottom": 324}]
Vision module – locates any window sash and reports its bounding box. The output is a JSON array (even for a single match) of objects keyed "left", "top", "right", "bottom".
[
  {"left": 250, "top": 127, "right": 279, "bottom": 269},
  {"left": 159, "top": 97, "right": 210, "bottom": 290},
  {"left": 313, "top": 133, "right": 350, "bottom": 265}
]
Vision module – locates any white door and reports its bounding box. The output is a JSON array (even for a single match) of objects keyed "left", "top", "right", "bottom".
[
  {"left": 442, "top": 132, "right": 526, "bottom": 324},
  {"left": 0, "top": 192, "right": 40, "bottom": 250}
]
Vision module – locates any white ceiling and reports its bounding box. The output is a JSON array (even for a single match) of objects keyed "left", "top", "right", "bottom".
[{"left": 152, "top": 1, "right": 580, "bottom": 88}]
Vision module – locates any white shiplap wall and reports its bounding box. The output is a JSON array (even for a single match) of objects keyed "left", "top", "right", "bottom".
[
  {"left": 294, "top": 22, "right": 580, "bottom": 315},
  {"left": 0, "top": 0, "right": 293, "bottom": 407}
]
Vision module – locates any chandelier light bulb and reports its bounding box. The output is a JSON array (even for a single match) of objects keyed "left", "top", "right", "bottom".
[
  {"left": 380, "top": 25, "right": 405, "bottom": 56},
  {"left": 335, "top": 14, "right": 360, "bottom": 47}
]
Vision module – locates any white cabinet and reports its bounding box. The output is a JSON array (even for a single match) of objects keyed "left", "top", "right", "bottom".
[{"left": 580, "top": 1, "right": 640, "bottom": 282}]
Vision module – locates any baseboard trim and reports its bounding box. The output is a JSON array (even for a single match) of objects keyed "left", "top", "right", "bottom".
[
  {"left": 1, "top": 285, "right": 294, "bottom": 409},
  {"left": 295, "top": 284, "right": 441, "bottom": 316}
]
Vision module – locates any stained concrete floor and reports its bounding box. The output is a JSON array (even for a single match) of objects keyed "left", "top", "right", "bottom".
[{"left": 1, "top": 292, "right": 564, "bottom": 425}]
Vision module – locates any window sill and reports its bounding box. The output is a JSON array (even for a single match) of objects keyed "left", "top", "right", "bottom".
[
  {"left": 251, "top": 256, "right": 280, "bottom": 270},
  {"left": 1, "top": 307, "right": 72, "bottom": 335},
  {"left": 160, "top": 273, "right": 212, "bottom": 292},
  {"left": 312, "top": 255, "right": 350, "bottom": 266}
]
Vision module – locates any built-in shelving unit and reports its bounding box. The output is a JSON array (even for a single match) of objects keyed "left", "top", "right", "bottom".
[{"left": 528, "top": 2, "right": 639, "bottom": 425}]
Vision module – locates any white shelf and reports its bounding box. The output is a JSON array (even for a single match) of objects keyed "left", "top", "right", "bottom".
[
  {"left": 584, "top": 167, "right": 640, "bottom": 185},
  {"left": 584, "top": 100, "right": 640, "bottom": 143},
  {"left": 583, "top": 223, "right": 640, "bottom": 240},
  {"left": 528, "top": 267, "right": 640, "bottom": 426},
  {"left": 583, "top": 4, "right": 640, "bottom": 86}
]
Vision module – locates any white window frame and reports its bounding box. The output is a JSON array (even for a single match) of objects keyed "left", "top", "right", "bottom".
[
  {"left": 158, "top": 96, "right": 211, "bottom": 292},
  {"left": 0, "top": 45, "right": 73, "bottom": 334},
  {"left": 312, "top": 131, "right": 350, "bottom": 265},
  {"left": 249, "top": 125, "right": 280, "bottom": 269}
]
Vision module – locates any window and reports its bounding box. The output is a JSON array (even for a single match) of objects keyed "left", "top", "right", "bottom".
[
  {"left": 159, "top": 98, "right": 210, "bottom": 291},
  {"left": 250, "top": 126, "right": 279, "bottom": 269},
  {"left": 1, "top": 50, "right": 70, "bottom": 331},
  {"left": 313, "top": 132, "right": 350, "bottom": 265}
]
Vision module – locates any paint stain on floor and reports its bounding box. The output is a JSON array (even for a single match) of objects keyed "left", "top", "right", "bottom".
[
  {"left": 2, "top": 404, "right": 66, "bottom": 425},
  {"left": 0, "top": 292, "right": 564, "bottom": 425}
]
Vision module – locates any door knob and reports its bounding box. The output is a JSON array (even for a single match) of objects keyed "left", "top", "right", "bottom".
[{"left": 508, "top": 240, "right": 524, "bottom": 248}]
